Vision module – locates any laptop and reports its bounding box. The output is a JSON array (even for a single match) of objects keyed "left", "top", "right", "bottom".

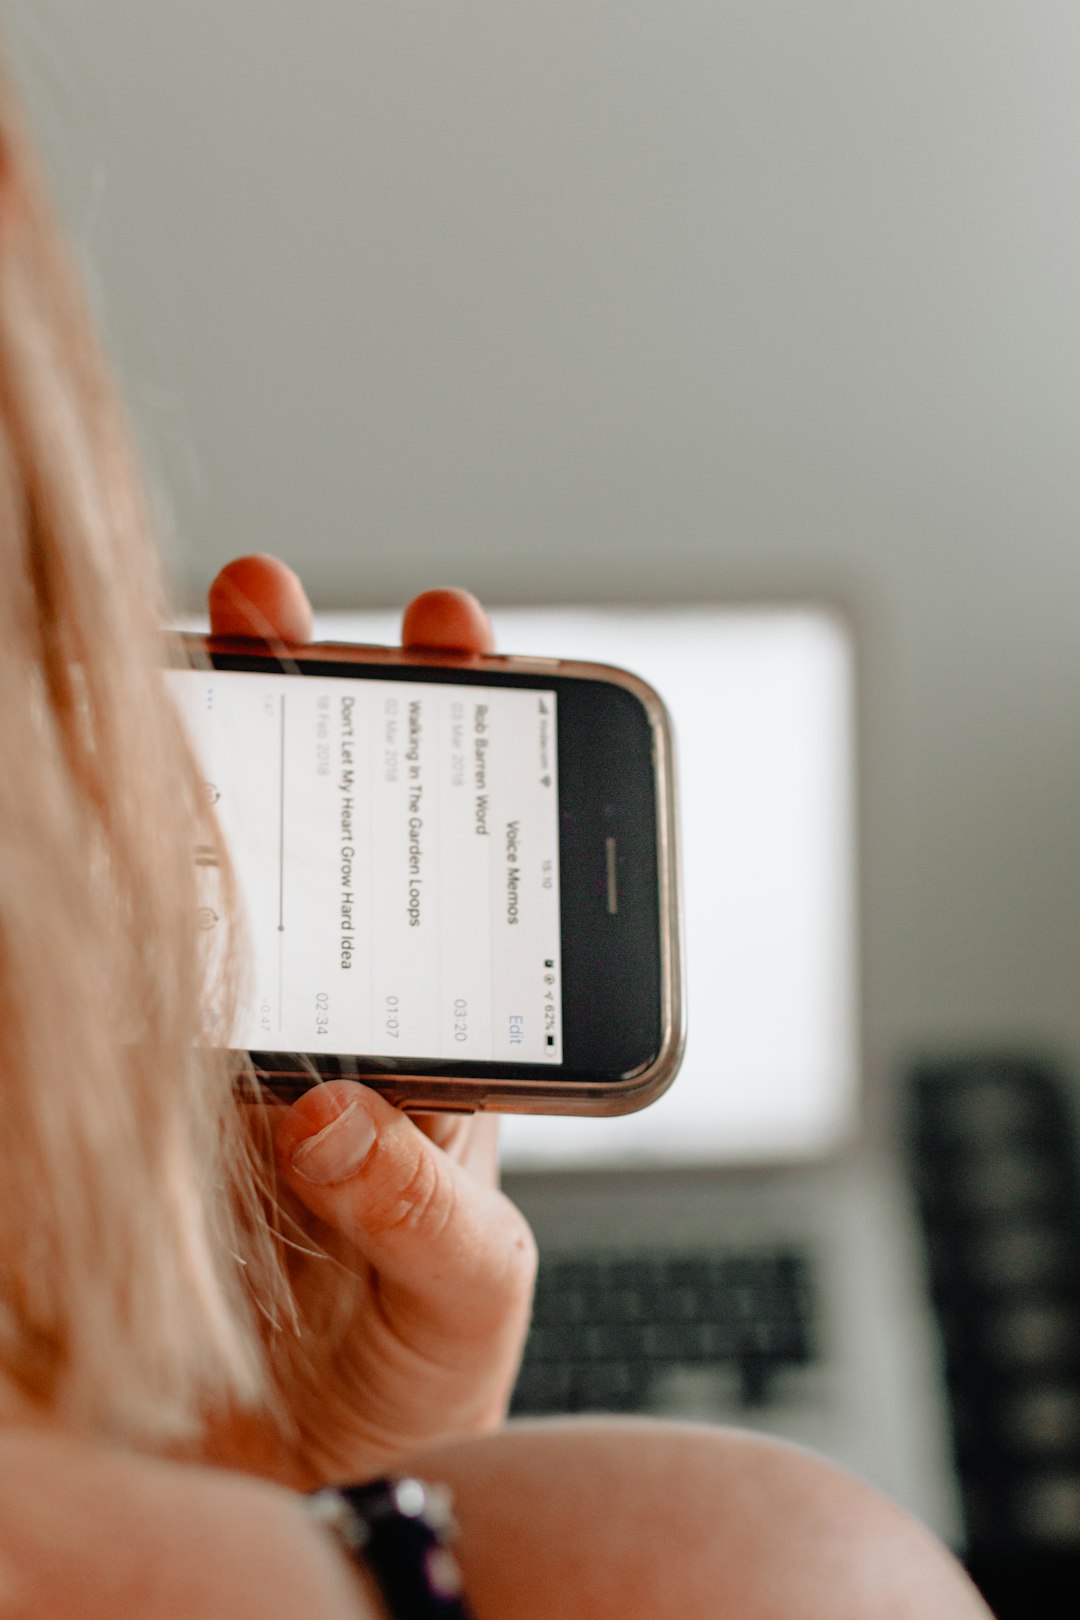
[{"left": 294, "top": 603, "right": 962, "bottom": 1542}]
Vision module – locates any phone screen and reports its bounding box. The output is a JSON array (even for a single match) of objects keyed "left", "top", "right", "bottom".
[{"left": 167, "top": 667, "right": 564, "bottom": 1065}]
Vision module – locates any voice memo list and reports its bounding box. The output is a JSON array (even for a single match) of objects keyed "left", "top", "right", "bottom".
[{"left": 168, "top": 668, "right": 563, "bottom": 1063}]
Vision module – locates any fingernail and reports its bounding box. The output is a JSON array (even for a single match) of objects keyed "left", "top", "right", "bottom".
[{"left": 290, "top": 1100, "right": 377, "bottom": 1185}]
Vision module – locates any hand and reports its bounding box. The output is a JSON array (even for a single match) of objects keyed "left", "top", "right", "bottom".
[{"left": 201, "top": 556, "right": 537, "bottom": 1489}]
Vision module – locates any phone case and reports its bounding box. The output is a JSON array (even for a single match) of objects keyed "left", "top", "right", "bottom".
[{"left": 177, "top": 631, "right": 685, "bottom": 1117}]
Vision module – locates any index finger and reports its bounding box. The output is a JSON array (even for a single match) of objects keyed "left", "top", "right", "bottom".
[{"left": 207, "top": 554, "right": 314, "bottom": 643}]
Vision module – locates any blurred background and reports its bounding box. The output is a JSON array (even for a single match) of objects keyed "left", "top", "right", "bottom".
[{"left": 9, "top": 4, "right": 1080, "bottom": 1607}]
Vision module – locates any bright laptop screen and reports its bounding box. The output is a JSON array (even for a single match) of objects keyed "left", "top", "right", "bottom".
[{"left": 302, "top": 607, "right": 859, "bottom": 1168}]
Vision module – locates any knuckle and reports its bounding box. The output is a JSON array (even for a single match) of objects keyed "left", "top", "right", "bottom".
[
  {"left": 360, "top": 1147, "right": 537, "bottom": 1318},
  {"left": 368, "top": 1146, "right": 456, "bottom": 1243}
]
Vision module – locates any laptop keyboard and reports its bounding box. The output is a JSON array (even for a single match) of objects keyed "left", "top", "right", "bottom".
[{"left": 511, "top": 1247, "right": 816, "bottom": 1416}]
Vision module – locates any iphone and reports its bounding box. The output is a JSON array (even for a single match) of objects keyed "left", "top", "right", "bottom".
[{"left": 169, "top": 634, "right": 683, "bottom": 1116}]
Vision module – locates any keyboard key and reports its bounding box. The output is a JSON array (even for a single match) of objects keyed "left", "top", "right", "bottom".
[
  {"left": 928, "top": 1082, "right": 1039, "bottom": 1139},
  {"left": 970, "top": 1224, "right": 1074, "bottom": 1290},
  {"left": 1011, "top": 1471, "right": 1080, "bottom": 1547},
  {"left": 569, "top": 1362, "right": 642, "bottom": 1410},
  {"left": 991, "top": 1301, "right": 1080, "bottom": 1368},
  {"left": 952, "top": 1152, "right": 1062, "bottom": 1214},
  {"left": 511, "top": 1361, "right": 573, "bottom": 1410},
  {"left": 583, "top": 1323, "right": 646, "bottom": 1360},
  {"left": 639, "top": 1322, "right": 715, "bottom": 1361},
  {"left": 647, "top": 1286, "right": 702, "bottom": 1321},
  {"left": 1004, "top": 1387, "right": 1080, "bottom": 1455}
]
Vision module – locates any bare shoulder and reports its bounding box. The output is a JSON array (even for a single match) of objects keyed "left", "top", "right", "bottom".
[{"left": 0, "top": 1429, "right": 375, "bottom": 1620}]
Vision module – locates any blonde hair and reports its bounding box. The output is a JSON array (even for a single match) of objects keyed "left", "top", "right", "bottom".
[{"left": 0, "top": 61, "right": 285, "bottom": 1443}]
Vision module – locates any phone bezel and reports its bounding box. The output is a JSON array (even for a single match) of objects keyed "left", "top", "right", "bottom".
[{"left": 174, "top": 632, "right": 684, "bottom": 1116}]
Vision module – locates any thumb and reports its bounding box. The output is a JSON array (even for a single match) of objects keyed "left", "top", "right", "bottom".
[{"left": 273, "top": 1081, "right": 536, "bottom": 1329}]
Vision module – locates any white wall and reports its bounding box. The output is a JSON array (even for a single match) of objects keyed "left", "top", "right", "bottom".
[{"left": 9, "top": 2, "right": 1080, "bottom": 1096}]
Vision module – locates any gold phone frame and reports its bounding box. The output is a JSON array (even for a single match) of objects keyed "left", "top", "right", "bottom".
[{"left": 179, "top": 632, "right": 685, "bottom": 1117}]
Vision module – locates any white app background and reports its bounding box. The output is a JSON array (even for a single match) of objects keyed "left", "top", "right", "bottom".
[{"left": 167, "top": 670, "right": 563, "bottom": 1063}]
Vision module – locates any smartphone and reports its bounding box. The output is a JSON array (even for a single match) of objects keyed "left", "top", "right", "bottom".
[{"left": 168, "top": 634, "right": 683, "bottom": 1116}]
